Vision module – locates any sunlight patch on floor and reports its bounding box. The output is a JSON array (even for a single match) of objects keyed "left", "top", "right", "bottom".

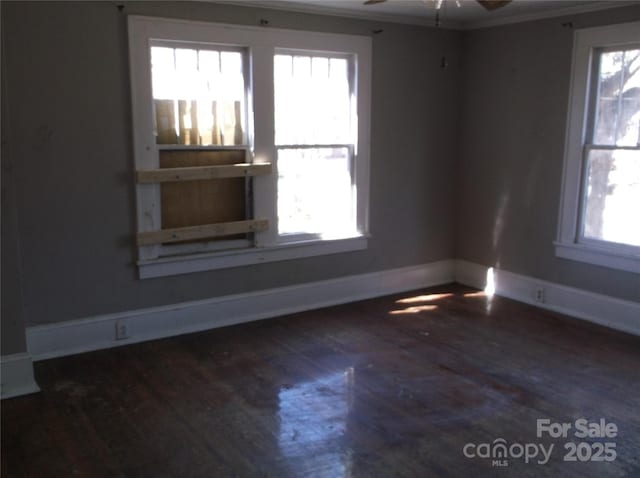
[
  {"left": 389, "top": 305, "right": 438, "bottom": 316},
  {"left": 396, "top": 293, "right": 453, "bottom": 304}
]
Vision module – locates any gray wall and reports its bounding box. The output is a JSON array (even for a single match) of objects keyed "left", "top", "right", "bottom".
[
  {"left": 3, "top": 1, "right": 638, "bottom": 355},
  {"left": 2, "top": 111, "right": 29, "bottom": 356},
  {"left": 1, "top": 168, "right": 28, "bottom": 356},
  {"left": 2, "top": 10, "right": 29, "bottom": 356},
  {"left": 1, "top": 1, "right": 461, "bottom": 330},
  {"left": 456, "top": 5, "right": 640, "bottom": 302}
]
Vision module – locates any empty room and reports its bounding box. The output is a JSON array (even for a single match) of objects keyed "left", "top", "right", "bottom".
[{"left": 1, "top": 0, "right": 639, "bottom": 476}]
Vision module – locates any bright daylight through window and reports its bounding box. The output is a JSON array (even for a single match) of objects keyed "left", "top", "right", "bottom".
[
  {"left": 556, "top": 21, "right": 640, "bottom": 273},
  {"left": 128, "top": 17, "right": 371, "bottom": 278},
  {"left": 583, "top": 47, "right": 640, "bottom": 247},
  {"left": 274, "top": 53, "right": 357, "bottom": 239},
  {"left": 151, "top": 45, "right": 247, "bottom": 147}
]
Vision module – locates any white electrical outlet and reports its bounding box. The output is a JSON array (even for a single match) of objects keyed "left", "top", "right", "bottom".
[
  {"left": 115, "top": 320, "right": 129, "bottom": 340},
  {"left": 535, "top": 287, "right": 545, "bottom": 303}
]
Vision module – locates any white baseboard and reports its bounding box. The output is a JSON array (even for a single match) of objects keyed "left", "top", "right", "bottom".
[
  {"left": 1, "top": 353, "right": 40, "bottom": 399},
  {"left": 27, "top": 260, "right": 455, "bottom": 361},
  {"left": 25, "top": 259, "right": 639, "bottom": 362},
  {"left": 455, "top": 260, "right": 640, "bottom": 336}
]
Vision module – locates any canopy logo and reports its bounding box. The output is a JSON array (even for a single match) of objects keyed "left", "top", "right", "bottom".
[
  {"left": 462, "top": 418, "right": 618, "bottom": 467},
  {"left": 462, "top": 438, "right": 553, "bottom": 467}
]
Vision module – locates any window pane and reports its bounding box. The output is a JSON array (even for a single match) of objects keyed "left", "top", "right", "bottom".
[
  {"left": 278, "top": 147, "right": 355, "bottom": 237},
  {"left": 583, "top": 149, "right": 640, "bottom": 246},
  {"left": 593, "top": 48, "right": 640, "bottom": 146},
  {"left": 150, "top": 46, "right": 245, "bottom": 146},
  {"left": 274, "top": 54, "right": 352, "bottom": 145}
]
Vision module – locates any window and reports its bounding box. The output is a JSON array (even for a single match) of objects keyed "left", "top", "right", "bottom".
[
  {"left": 274, "top": 53, "right": 357, "bottom": 240},
  {"left": 149, "top": 43, "right": 254, "bottom": 259},
  {"left": 556, "top": 21, "right": 640, "bottom": 273},
  {"left": 128, "top": 17, "right": 371, "bottom": 278},
  {"left": 151, "top": 45, "right": 247, "bottom": 147}
]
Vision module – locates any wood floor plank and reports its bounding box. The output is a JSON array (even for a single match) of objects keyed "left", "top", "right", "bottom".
[{"left": 2, "top": 284, "right": 639, "bottom": 477}]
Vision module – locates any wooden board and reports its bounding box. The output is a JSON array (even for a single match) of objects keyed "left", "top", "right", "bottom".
[
  {"left": 137, "top": 163, "right": 271, "bottom": 183},
  {"left": 137, "top": 219, "right": 268, "bottom": 246},
  {"left": 154, "top": 99, "right": 178, "bottom": 144},
  {"left": 159, "top": 150, "right": 247, "bottom": 233}
]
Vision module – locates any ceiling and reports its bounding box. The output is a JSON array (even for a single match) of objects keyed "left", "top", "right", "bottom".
[{"left": 216, "top": 0, "right": 633, "bottom": 29}]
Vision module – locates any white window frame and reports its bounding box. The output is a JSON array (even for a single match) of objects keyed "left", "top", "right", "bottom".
[
  {"left": 128, "top": 16, "right": 371, "bottom": 279},
  {"left": 556, "top": 21, "right": 640, "bottom": 274},
  {"left": 149, "top": 41, "right": 254, "bottom": 258},
  {"left": 273, "top": 49, "right": 359, "bottom": 244}
]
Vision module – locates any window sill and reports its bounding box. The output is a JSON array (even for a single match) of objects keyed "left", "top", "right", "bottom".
[
  {"left": 554, "top": 241, "right": 640, "bottom": 274},
  {"left": 138, "top": 235, "right": 369, "bottom": 279}
]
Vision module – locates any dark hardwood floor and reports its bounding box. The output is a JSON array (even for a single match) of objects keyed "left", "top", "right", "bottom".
[{"left": 2, "top": 284, "right": 639, "bottom": 477}]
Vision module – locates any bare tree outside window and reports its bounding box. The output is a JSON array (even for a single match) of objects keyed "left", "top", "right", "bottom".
[{"left": 583, "top": 48, "right": 640, "bottom": 246}]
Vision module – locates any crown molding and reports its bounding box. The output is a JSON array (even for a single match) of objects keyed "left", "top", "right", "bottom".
[
  {"left": 464, "top": 1, "right": 638, "bottom": 30},
  {"left": 204, "top": 0, "right": 636, "bottom": 31},
  {"left": 206, "top": 0, "right": 462, "bottom": 29}
]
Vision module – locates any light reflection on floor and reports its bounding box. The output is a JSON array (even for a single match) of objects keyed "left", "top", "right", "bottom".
[{"left": 278, "top": 368, "right": 355, "bottom": 477}]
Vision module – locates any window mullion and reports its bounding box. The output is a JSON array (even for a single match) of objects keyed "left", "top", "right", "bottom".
[{"left": 251, "top": 45, "right": 278, "bottom": 247}]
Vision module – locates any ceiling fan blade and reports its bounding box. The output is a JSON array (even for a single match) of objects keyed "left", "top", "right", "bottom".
[
  {"left": 364, "top": 0, "right": 387, "bottom": 5},
  {"left": 476, "top": 0, "right": 512, "bottom": 11}
]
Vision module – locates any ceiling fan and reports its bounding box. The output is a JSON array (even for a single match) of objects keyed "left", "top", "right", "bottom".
[{"left": 364, "top": 0, "right": 512, "bottom": 11}]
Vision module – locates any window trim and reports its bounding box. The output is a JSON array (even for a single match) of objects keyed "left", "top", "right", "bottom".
[
  {"left": 556, "top": 21, "right": 640, "bottom": 274},
  {"left": 137, "top": 235, "right": 369, "bottom": 279},
  {"left": 128, "top": 16, "right": 371, "bottom": 278}
]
